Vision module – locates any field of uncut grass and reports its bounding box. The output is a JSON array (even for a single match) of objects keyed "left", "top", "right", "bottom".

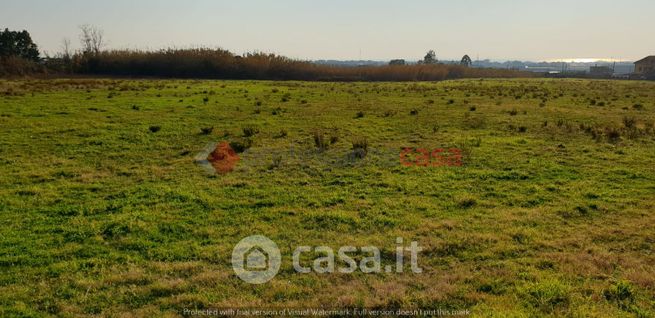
[{"left": 1, "top": 78, "right": 654, "bottom": 317}]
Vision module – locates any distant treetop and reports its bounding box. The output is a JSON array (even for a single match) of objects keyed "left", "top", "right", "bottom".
[
  {"left": 423, "top": 50, "right": 437, "bottom": 64},
  {"left": 461, "top": 55, "right": 472, "bottom": 67},
  {"left": 0, "top": 28, "right": 40, "bottom": 61}
]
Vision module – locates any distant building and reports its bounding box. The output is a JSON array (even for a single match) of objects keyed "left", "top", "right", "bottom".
[
  {"left": 589, "top": 65, "right": 613, "bottom": 77},
  {"left": 634, "top": 56, "right": 655, "bottom": 75}
]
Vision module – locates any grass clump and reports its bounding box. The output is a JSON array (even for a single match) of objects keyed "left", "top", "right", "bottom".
[
  {"left": 604, "top": 280, "right": 635, "bottom": 309},
  {"left": 200, "top": 127, "right": 213, "bottom": 135},
  {"left": 523, "top": 280, "right": 571, "bottom": 314},
  {"left": 456, "top": 196, "right": 477, "bottom": 209},
  {"left": 268, "top": 156, "right": 282, "bottom": 170},
  {"left": 243, "top": 126, "right": 259, "bottom": 137},
  {"left": 312, "top": 130, "right": 338, "bottom": 152},
  {"left": 350, "top": 137, "right": 368, "bottom": 159},
  {"left": 382, "top": 110, "right": 395, "bottom": 117},
  {"left": 622, "top": 116, "right": 636, "bottom": 129},
  {"left": 229, "top": 138, "right": 252, "bottom": 153},
  {"left": 463, "top": 113, "right": 487, "bottom": 129},
  {"left": 275, "top": 129, "right": 288, "bottom": 139}
]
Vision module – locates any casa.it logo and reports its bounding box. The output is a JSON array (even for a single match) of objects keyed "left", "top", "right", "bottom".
[
  {"left": 231, "top": 235, "right": 282, "bottom": 284},
  {"left": 208, "top": 141, "right": 240, "bottom": 174},
  {"left": 231, "top": 235, "right": 423, "bottom": 284},
  {"left": 400, "top": 147, "right": 462, "bottom": 167}
]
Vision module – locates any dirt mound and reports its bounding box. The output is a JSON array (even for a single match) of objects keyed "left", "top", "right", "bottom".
[{"left": 208, "top": 142, "right": 240, "bottom": 174}]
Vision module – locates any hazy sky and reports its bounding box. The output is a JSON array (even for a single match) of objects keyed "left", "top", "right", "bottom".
[{"left": 2, "top": 0, "right": 653, "bottom": 61}]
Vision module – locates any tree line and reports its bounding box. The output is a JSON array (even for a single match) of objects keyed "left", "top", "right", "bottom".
[{"left": 1, "top": 27, "right": 534, "bottom": 80}]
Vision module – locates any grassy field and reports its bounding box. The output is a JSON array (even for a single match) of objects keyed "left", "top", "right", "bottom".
[{"left": 1, "top": 78, "right": 654, "bottom": 317}]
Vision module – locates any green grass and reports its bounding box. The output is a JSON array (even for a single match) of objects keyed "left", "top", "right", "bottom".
[{"left": 1, "top": 78, "right": 654, "bottom": 317}]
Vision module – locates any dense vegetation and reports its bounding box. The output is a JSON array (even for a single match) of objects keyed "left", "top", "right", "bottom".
[
  {"left": 8, "top": 47, "right": 533, "bottom": 81},
  {"left": 1, "top": 78, "right": 654, "bottom": 316},
  {"left": 0, "top": 28, "right": 44, "bottom": 76},
  {"left": 0, "top": 28, "right": 533, "bottom": 80}
]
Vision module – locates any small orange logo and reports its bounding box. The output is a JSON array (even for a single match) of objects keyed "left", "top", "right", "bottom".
[{"left": 208, "top": 142, "right": 240, "bottom": 174}]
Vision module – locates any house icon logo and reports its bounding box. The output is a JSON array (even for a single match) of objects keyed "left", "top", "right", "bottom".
[
  {"left": 232, "top": 235, "right": 281, "bottom": 284},
  {"left": 245, "top": 246, "right": 268, "bottom": 270}
]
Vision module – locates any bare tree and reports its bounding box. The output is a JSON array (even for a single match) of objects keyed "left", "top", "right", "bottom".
[
  {"left": 79, "top": 24, "right": 104, "bottom": 54},
  {"left": 61, "top": 38, "right": 72, "bottom": 60}
]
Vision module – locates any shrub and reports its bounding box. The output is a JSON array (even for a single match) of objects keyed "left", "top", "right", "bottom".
[
  {"left": 149, "top": 126, "right": 161, "bottom": 133},
  {"left": 632, "top": 103, "right": 643, "bottom": 110},
  {"left": 469, "top": 106, "right": 476, "bottom": 111},
  {"left": 382, "top": 110, "right": 395, "bottom": 117},
  {"left": 229, "top": 138, "right": 252, "bottom": 153},
  {"left": 243, "top": 126, "right": 259, "bottom": 137},
  {"left": 355, "top": 111, "right": 365, "bottom": 118},
  {"left": 463, "top": 114, "right": 487, "bottom": 129},
  {"left": 271, "top": 107, "right": 283, "bottom": 115},
  {"left": 622, "top": 116, "right": 636, "bottom": 129},
  {"left": 604, "top": 280, "right": 634, "bottom": 307},
  {"left": 606, "top": 127, "right": 621, "bottom": 142},
  {"left": 314, "top": 131, "right": 330, "bottom": 151},
  {"left": 200, "top": 127, "right": 213, "bottom": 135},
  {"left": 351, "top": 137, "right": 368, "bottom": 159},
  {"left": 0, "top": 56, "right": 45, "bottom": 76},
  {"left": 470, "top": 136, "right": 482, "bottom": 147},
  {"left": 56, "top": 48, "right": 535, "bottom": 81},
  {"left": 556, "top": 119, "right": 565, "bottom": 127},
  {"left": 329, "top": 134, "right": 339, "bottom": 145},
  {"left": 410, "top": 109, "right": 419, "bottom": 115},
  {"left": 268, "top": 156, "right": 282, "bottom": 170},
  {"left": 523, "top": 280, "right": 571, "bottom": 313},
  {"left": 509, "top": 109, "right": 518, "bottom": 116},
  {"left": 275, "top": 129, "right": 288, "bottom": 138},
  {"left": 456, "top": 196, "right": 477, "bottom": 209}
]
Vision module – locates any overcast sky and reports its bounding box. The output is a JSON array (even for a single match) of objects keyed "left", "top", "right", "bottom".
[{"left": 2, "top": 0, "right": 653, "bottom": 61}]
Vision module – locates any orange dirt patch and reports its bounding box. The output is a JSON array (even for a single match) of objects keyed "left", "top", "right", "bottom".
[{"left": 208, "top": 142, "right": 240, "bottom": 174}]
